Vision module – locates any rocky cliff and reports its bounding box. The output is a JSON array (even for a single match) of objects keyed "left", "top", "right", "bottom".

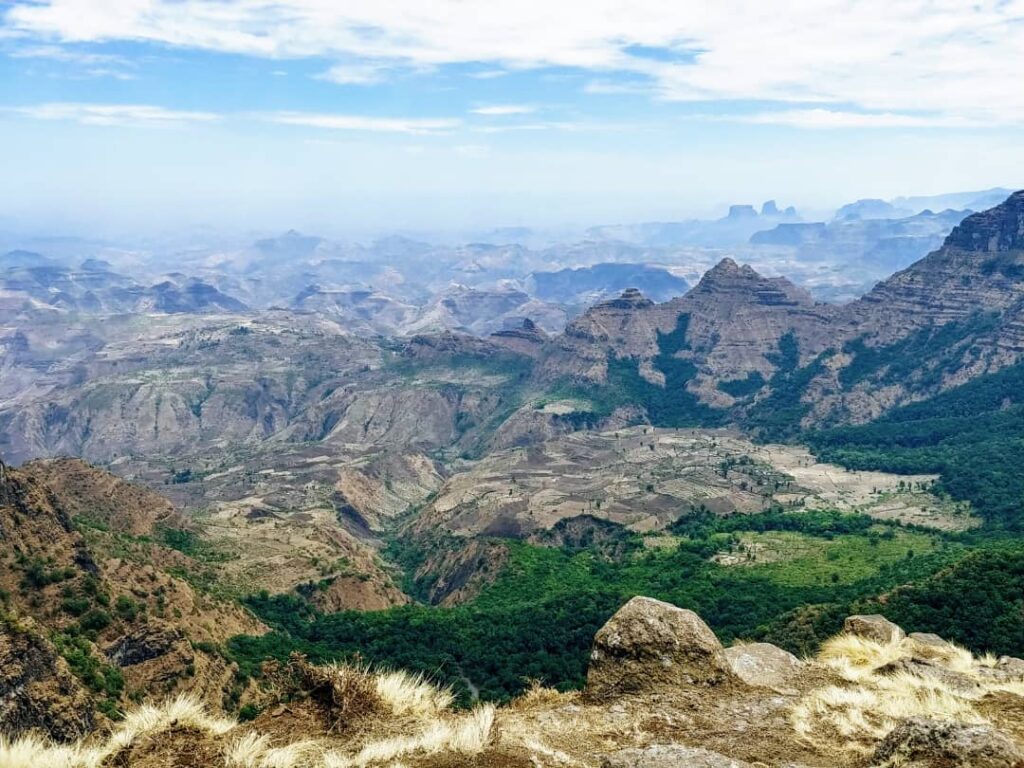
[{"left": 0, "top": 458, "right": 264, "bottom": 739}]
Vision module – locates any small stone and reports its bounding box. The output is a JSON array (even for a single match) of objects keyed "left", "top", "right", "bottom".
[{"left": 602, "top": 744, "right": 753, "bottom": 768}]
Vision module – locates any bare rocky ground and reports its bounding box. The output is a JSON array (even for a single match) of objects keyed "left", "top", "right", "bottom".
[{"left": 5, "top": 598, "right": 1022, "bottom": 768}]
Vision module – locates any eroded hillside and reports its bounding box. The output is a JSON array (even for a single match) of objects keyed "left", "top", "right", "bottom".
[{"left": 0, "top": 459, "right": 264, "bottom": 737}]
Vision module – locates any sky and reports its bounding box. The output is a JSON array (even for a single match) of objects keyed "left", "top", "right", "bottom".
[{"left": 1, "top": 0, "right": 1023, "bottom": 236}]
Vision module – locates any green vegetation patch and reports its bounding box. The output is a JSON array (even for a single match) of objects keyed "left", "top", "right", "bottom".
[
  {"left": 571, "top": 314, "right": 727, "bottom": 428},
  {"left": 840, "top": 312, "right": 1000, "bottom": 390},
  {"left": 228, "top": 509, "right": 962, "bottom": 705},
  {"left": 809, "top": 357, "right": 1024, "bottom": 527}
]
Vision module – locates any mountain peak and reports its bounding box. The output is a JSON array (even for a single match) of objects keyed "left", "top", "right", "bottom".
[
  {"left": 944, "top": 190, "right": 1024, "bottom": 253},
  {"left": 701, "top": 257, "right": 759, "bottom": 281},
  {"left": 694, "top": 258, "right": 813, "bottom": 307}
]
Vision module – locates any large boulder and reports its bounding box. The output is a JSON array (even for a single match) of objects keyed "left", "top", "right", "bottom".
[
  {"left": 907, "top": 632, "right": 950, "bottom": 649},
  {"left": 844, "top": 614, "right": 905, "bottom": 644},
  {"left": 602, "top": 744, "right": 753, "bottom": 768},
  {"left": 724, "top": 642, "right": 804, "bottom": 689},
  {"left": 586, "top": 597, "right": 735, "bottom": 698},
  {"left": 871, "top": 718, "right": 1024, "bottom": 768}
]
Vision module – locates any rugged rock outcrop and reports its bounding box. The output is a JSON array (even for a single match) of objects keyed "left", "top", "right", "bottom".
[
  {"left": 549, "top": 257, "right": 836, "bottom": 405},
  {"left": 0, "top": 458, "right": 264, "bottom": 727},
  {"left": 0, "top": 619, "right": 95, "bottom": 742},
  {"left": 1, "top": 600, "right": 1023, "bottom": 766},
  {"left": 844, "top": 614, "right": 906, "bottom": 644},
  {"left": 945, "top": 190, "right": 1024, "bottom": 252},
  {"left": 871, "top": 718, "right": 1024, "bottom": 768},
  {"left": 586, "top": 596, "right": 736, "bottom": 697}
]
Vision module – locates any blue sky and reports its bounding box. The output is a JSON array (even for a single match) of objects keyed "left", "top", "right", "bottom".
[{"left": 1, "top": 1, "right": 1023, "bottom": 236}]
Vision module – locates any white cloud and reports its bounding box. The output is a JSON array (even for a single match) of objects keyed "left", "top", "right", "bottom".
[
  {"left": 317, "top": 63, "right": 389, "bottom": 85},
  {"left": 4, "top": 1, "right": 1024, "bottom": 124},
  {"left": 9, "top": 43, "right": 136, "bottom": 78},
  {"left": 583, "top": 79, "right": 651, "bottom": 96},
  {"left": 730, "top": 109, "right": 987, "bottom": 129},
  {"left": 470, "top": 104, "right": 535, "bottom": 116},
  {"left": 264, "top": 111, "right": 460, "bottom": 135},
  {"left": 9, "top": 102, "right": 219, "bottom": 127},
  {"left": 468, "top": 69, "right": 508, "bottom": 80}
]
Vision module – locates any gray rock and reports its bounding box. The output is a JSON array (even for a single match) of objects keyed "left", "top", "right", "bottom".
[
  {"left": 907, "top": 632, "right": 951, "bottom": 649},
  {"left": 995, "top": 655, "right": 1024, "bottom": 678},
  {"left": 877, "top": 658, "right": 981, "bottom": 695},
  {"left": 724, "top": 642, "right": 804, "bottom": 689},
  {"left": 844, "top": 614, "right": 906, "bottom": 644},
  {"left": 587, "top": 597, "right": 735, "bottom": 698},
  {"left": 107, "top": 623, "right": 188, "bottom": 667},
  {"left": 871, "top": 718, "right": 1024, "bottom": 767},
  {"left": 602, "top": 744, "right": 753, "bottom": 768},
  {"left": 978, "top": 655, "right": 1024, "bottom": 684}
]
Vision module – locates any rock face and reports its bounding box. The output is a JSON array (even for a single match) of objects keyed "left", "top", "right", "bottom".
[
  {"left": 0, "top": 459, "right": 264, "bottom": 732},
  {"left": 724, "top": 642, "right": 804, "bottom": 689},
  {"left": 945, "top": 190, "right": 1024, "bottom": 252},
  {"left": 586, "top": 597, "right": 736, "bottom": 698},
  {"left": 602, "top": 744, "right": 753, "bottom": 768},
  {"left": 871, "top": 718, "right": 1024, "bottom": 768},
  {"left": 107, "top": 624, "right": 188, "bottom": 668},
  {"left": 0, "top": 620, "right": 95, "bottom": 742},
  {"left": 843, "top": 614, "right": 906, "bottom": 644},
  {"left": 553, "top": 257, "right": 835, "bottom": 401},
  {"left": 849, "top": 190, "right": 1024, "bottom": 345}
]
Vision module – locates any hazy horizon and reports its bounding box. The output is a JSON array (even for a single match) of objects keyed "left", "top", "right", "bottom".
[{"left": 2, "top": 1, "right": 1023, "bottom": 235}]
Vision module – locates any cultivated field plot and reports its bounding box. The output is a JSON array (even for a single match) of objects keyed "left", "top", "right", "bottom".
[{"left": 421, "top": 427, "right": 979, "bottom": 537}]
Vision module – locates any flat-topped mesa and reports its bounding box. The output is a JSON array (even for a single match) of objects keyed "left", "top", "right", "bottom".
[
  {"left": 944, "top": 189, "right": 1024, "bottom": 252},
  {"left": 491, "top": 316, "right": 546, "bottom": 339},
  {"left": 490, "top": 317, "right": 549, "bottom": 352},
  {"left": 691, "top": 258, "right": 814, "bottom": 307}
]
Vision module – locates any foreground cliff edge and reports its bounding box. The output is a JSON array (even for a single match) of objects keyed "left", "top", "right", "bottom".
[{"left": 2, "top": 597, "right": 1022, "bottom": 768}]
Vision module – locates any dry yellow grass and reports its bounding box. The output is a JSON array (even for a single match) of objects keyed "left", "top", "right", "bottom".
[
  {"left": 322, "top": 704, "right": 496, "bottom": 768},
  {"left": 0, "top": 637, "right": 1018, "bottom": 768},
  {"left": 508, "top": 680, "right": 577, "bottom": 712},
  {"left": 795, "top": 631, "right": 1024, "bottom": 755},
  {"left": 373, "top": 669, "right": 455, "bottom": 718},
  {"left": 0, "top": 695, "right": 236, "bottom": 768}
]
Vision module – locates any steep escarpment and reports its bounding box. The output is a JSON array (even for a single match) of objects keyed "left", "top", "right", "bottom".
[
  {"left": 0, "top": 459, "right": 264, "bottom": 736},
  {"left": 544, "top": 259, "right": 835, "bottom": 412},
  {"left": 849, "top": 190, "right": 1024, "bottom": 342}
]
